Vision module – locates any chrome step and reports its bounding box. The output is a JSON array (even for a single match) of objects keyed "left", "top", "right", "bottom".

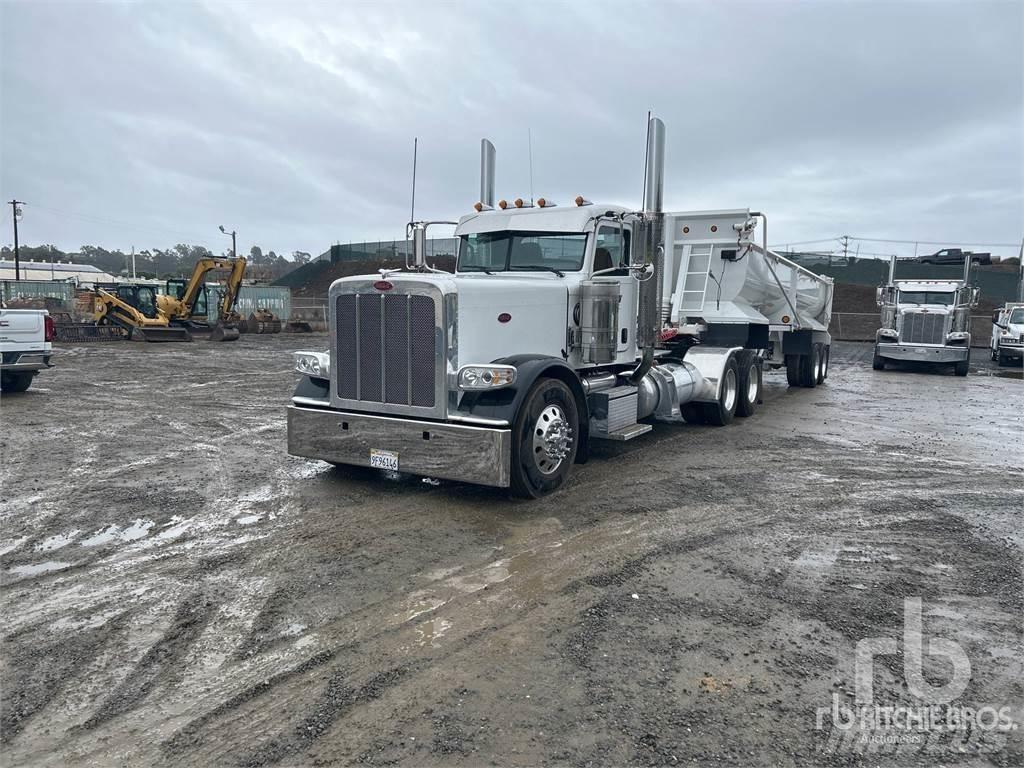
[{"left": 594, "top": 422, "right": 653, "bottom": 442}]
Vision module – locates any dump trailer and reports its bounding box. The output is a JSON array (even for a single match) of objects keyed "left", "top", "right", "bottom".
[
  {"left": 873, "top": 255, "right": 979, "bottom": 376},
  {"left": 287, "top": 117, "right": 834, "bottom": 497}
]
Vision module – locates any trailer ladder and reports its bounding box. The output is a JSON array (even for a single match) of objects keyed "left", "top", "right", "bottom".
[{"left": 674, "top": 244, "right": 713, "bottom": 314}]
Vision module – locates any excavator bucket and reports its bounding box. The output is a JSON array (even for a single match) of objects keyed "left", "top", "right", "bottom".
[
  {"left": 209, "top": 322, "right": 240, "bottom": 342},
  {"left": 135, "top": 326, "right": 193, "bottom": 343}
]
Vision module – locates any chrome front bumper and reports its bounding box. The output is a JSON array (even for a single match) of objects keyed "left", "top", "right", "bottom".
[
  {"left": 287, "top": 404, "right": 511, "bottom": 487},
  {"left": 876, "top": 343, "right": 968, "bottom": 363}
]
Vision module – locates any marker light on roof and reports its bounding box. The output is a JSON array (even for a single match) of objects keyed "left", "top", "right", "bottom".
[
  {"left": 537, "top": 198, "right": 555, "bottom": 208},
  {"left": 498, "top": 199, "right": 509, "bottom": 210},
  {"left": 575, "top": 196, "right": 592, "bottom": 206},
  {"left": 514, "top": 198, "right": 524, "bottom": 208}
]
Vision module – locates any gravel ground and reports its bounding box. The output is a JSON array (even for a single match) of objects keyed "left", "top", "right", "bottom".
[{"left": 1, "top": 336, "right": 1021, "bottom": 767}]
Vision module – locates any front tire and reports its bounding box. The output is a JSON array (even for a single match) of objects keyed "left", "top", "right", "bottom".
[
  {"left": 702, "top": 356, "right": 739, "bottom": 426},
  {"left": 510, "top": 377, "right": 579, "bottom": 499},
  {"left": 785, "top": 354, "right": 800, "bottom": 387},
  {"left": 954, "top": 356, "right": 970, "bottom": 377},
  {"left": 872, "top": 346, "right": 885, "bottom": 371},
  {"left": 0, "top": 372, "right": 34, "bottom": 393}
]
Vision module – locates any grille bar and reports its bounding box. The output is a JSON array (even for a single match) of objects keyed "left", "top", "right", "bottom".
[{"left": 900, "top": 311, "right": 946, "bottom": 345}]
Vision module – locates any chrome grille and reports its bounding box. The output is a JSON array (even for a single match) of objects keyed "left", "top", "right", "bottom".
[
  {"left": 900, "top": 311, "right": 945, "bottom": 345},
  {"left": 335, "top": 292, "right": 436, "bottom": 407}
]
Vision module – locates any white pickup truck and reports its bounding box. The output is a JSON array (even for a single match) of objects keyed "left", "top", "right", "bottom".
[{"left": 0, "top": 308, "right": 54, "bottom": 393}]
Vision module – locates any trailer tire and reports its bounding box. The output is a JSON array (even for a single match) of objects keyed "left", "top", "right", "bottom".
[
  {"left": 785, "top": 354, "right": 801, "bottom": 387},
  {"left": 702, "top": 357, "right": 739, "bottom": 426},
  {"left": 736, "top": 356, "right": 761, "bottom": 417},
  {"left": 798, "top": 347, "right": 818, "bottom": 388},
  {"left": 510, "top": 377, "right": 579, "bottom": 499},
  {"left": 815, "top": 344, "right": 827, "bottom": 385},
  {"left": 872, "top": 347, "right": 885, "bottom": 371},
  {"left": 0, "top": 372, "right": 34, "bottom": 393},
  {"left": 954, "top": 357, "right": 970, "bottom": 377}
]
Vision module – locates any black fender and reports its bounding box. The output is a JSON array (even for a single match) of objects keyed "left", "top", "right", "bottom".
[{"left": 455, "top": 355, "right": 590, "bottom": 464}]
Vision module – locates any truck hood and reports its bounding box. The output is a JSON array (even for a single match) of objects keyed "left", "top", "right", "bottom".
[
  {"left": 326, "top": 271, "right": 571, "bottom": 364},
  {"left": 453, "top": 273, "right": 570, "bottom": 363}
]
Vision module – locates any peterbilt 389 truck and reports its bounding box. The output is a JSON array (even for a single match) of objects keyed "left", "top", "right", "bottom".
[
  {"left": 287, "top": 118, "right": 834, "bottom": 497},
  {"left": 872, "top": 255, "right": 979, "bottom": 376}
]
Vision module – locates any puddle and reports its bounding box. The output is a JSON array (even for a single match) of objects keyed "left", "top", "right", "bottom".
[
  {"left": 36, "top": 531, "right": 80, "bottom": 552},
  {"left": 416, "top": 617, "right": 453, "bottom": 648},
  {"left": 80, "top": 519, "right": 154, "bottom": 547},
  {"left": 236, "top": 514, "right": 262, "bottom": 526},
  {"left": 6, "top": 561, "right": 72, "bottom": 578},
  {"left": 281, "top": 622, "right": 307, "bottom": 637}
]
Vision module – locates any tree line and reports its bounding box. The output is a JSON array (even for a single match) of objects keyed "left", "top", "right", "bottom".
[{"left": 1, "top": 243, "right": 316, "bottom": 282}]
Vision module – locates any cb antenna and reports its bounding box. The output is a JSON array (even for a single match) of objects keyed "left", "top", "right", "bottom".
[
  {"left": 410, "top": 137, "right": 418, "bottom": 222},
  {"left": 528, "top": 127, "right": 535, "bottom": 206}
]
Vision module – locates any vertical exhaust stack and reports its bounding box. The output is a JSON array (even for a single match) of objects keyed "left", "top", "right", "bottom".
[
  {"left": 888, "top": 254, "right": 898, "bottom": 285},
  {"left": 962, "top": 250, "right": 972, "bottom": 284},
  {"left": 480, "top": 139, "right": 496, "bottom": 208},
  {"left": 638, "top": 117, "right": 666, "bottom": 349}
]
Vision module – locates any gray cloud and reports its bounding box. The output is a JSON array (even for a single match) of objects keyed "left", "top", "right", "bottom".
[{"left": 1, "top": 0, "right": 1021, "bottom": 259}]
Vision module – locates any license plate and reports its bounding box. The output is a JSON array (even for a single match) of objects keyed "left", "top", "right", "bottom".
[{"left": 369, "top": 449, "right": 399, "bottom": 472}]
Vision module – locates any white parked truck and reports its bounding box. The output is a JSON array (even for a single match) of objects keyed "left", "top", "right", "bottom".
[
  {"left": 288, "top": 118, "right": 834, "bottom": 497},
  {"left": 990, "top": 302, "right": 1024, "bottom": 366},
  {"left": 0, "top": 308, "right": 54, "bottom": 393},
  {"left": 873, "top": 255, "right": 979, "bottom": 376}
]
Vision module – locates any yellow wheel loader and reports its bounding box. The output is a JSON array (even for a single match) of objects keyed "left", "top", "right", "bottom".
[
  {"left": 91, "top": 285, "right": 192, "bottom": 342},
  {"left": 159, "top": 257, "right": 247, "bottom": 342}
]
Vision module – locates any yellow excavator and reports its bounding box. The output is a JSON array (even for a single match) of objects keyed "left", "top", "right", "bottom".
[
  {"left": 159, "top": 257, "right": 247, "bottom": 342},
  {"left": 92, "top": 284, "right": 192, "bottom": 342}
]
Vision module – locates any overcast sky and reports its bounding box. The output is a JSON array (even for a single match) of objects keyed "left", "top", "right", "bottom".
[{"left": 1, "top": 0, "right": 1022, "bottom": 260}]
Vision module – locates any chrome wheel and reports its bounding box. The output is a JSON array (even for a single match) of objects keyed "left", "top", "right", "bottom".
[
  {"left": 721, "top": 368, "right": 738, "bottom": 413},
  {"left": 532, "top": 404, "right": 573, "bottom": 475},
  {"left": 745, "top": 364, "right": 759, "bottom": 404},
  {"left": 813, "top": 350, "right": 822, "bottom": 381}
]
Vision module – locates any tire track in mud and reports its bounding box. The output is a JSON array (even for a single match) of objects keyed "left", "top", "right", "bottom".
[
  {"left": 79, "top": 593, "right": 217, "bottom": 730},
  {"left": 0, "top": 610, "right": 133, "bottom": 743}
]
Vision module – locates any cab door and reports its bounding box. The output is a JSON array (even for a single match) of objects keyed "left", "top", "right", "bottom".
[{"left": 591, "top": 224, "right": 636, "bottom": 356}]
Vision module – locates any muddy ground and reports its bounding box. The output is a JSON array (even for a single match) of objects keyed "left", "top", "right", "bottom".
[{"left": 1, "top": 337, "right": 1021, "bottom": 767}]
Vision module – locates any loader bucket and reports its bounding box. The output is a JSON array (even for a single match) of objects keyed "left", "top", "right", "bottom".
[
  {"left": 209, "top": 323, "right": 240, "bottom": 342},
  {"left": 136, "top": 326, "right": 193, "bottom": 343}
]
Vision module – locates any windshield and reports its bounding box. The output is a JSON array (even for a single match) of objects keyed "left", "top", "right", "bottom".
[
  {"left": 458, "top": 231, "right": 587, "bottom": 273},
  {"left": 899, "top": 291, "right": 955, "bottom": 306},
  {"left": 1009, "top": 308, "right": 1024, "bottom": 324}
]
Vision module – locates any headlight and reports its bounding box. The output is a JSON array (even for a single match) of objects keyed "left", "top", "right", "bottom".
[
  {"left": 946, "top": 332, "right": 969, "bottom": 342},
  {"left": 879, "top": 328, "right": 898, "bottom": 338},
  {"left": 294, "top": 351, "right": 330, "bottom": 378},
  {"left": 458, "top": 364, "right": 516, "bottom": 390}
]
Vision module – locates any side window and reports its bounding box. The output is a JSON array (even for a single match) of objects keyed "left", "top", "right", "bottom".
[{"left": 594, "top": 226, "right": 630, "bottom": 272}]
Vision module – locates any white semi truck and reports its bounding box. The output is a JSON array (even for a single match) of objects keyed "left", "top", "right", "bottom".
[
  {"left": 873, "top": 255, "right": 979, "bottom": 376},
  {"left": 287, "top": 118, "right": 834, "bottom": 497}
]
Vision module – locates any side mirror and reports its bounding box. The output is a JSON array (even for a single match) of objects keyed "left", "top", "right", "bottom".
[{"left": 971, "top": 287, "right": 980, "bottom": 308}]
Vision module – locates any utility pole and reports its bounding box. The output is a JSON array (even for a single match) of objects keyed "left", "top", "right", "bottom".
[
  {"left": 1018, "top": 237, "right": 1023, "bottom": 303},
  {"left": 9, "top": 200, "right": 23, "bottom": 281},
  {"left": 840, "top": 235, "right": 849, "bottom": 263},
  {"left": 131, "top": 245, "right": 136, "bottom": 279}
]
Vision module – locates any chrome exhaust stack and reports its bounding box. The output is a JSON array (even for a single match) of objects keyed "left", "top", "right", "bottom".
[
  {"left": 631, "top": 116, "right": 666, "bottom": 384},
  {"left": 480, "top": 139, "right": 496, "bottom": 209}
]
